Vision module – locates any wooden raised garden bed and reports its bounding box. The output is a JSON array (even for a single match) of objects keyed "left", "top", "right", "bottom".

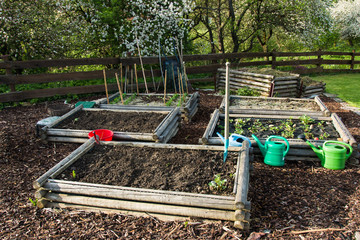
[
  {"left": 33, "top": 140, "right": 252, "bottom": 229},
  {"left": 216, "top": 68, "right": 301, "bottom": 97},
  {"left": 219, "top": 95, "right": 330, "bottom": 117},
  {"left": 39, "top": 104, "right": 181, "bottom": 143},
  {"left": 200, "top": 110, "right": 357, "bottom": 161},
  {"left": 97, "top": 92, "right": 200, "bottom": 122}
]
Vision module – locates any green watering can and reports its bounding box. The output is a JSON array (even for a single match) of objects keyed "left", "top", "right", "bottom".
[
  {"left": 252, "top": 134, "right": 289, "bottom": 167},
  {"left": 298, "top": 134, "right": 353, "bottom": 170}
]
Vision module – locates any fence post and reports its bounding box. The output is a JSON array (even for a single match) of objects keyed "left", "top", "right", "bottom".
[
  {"left": 316, "top": 50, "right": 323, "bottom": 73},
  {"left": 271, "top": 50, "right": 277, "bottom": 69},
  {"left": 3, "top": 55, "right": 16, "bottom": 92},
  {"left": 350, "top": 49, "right": 355, "bottom": 70}
]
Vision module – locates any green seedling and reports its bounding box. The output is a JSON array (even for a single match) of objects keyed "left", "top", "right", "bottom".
[
  {"left": 166, "top": 94, "right": 179, "bottom": 106},
  {"left": 300, "top": 115, "right": 314, "bottom": 125},
  {"left": 72, "top": 170, "right": 76, "bottom": 179},
  {"left": 124, "top": 93, "right": 137, "bottom": 105},
  {"left": 208, "top": 174, "right": 227, "bottom": 191},
  {"left": 319, "top": 132, "right": 330, "bottom": 140},
  {"left": 29, "top": 197, "right": 37, "bottom": 206}
]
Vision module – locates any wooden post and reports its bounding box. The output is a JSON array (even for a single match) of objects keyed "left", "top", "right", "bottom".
[
  {"left": 271, "top": 50, "right": 277, "bottom": 69},
  {"left": 115, "top": 73, "right": 124, "bottom": 104},
  {"left": 3, "top": 55, "right": 16, "bottom": 92},
  {"left": 317, "top": 50, "right": 323, "bottom": 72},
  {"left": 134, "top": 64, "right": 139, "bottom": 95},
  {"left": 351, "top": 50, "right": 355, "bottom": 70},
  {"left": 102, "top": 69, "right": 110, "bottom": 104}
]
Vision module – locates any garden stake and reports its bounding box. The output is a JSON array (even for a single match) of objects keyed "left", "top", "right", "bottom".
[
  {"left": 115, "top": 73, "right": 124, "bottom": 104},
  {"left": 124, "top": 65, "right": 128, "bottom": 93},
  {"left": 224, "top": 62, "right": 230, "bottom": 162},
  {"left": 150, "top": 66, "right": 156, "bottom": 91},
  {"left": 103, "top": 69, "right": 110, "bottom": 104},
  {"left": 172, "top": 63, "right": 177, "bottom": 93},
  {"left": 164, "top": 70, "right": 167, "bottom": 104},
  {"left": 135, "top": 34, "right": 149, "bottom": 93},
  {"left": 130, "top": 66, "right": 133, "bottom": 93},
  {"left": 134, "top": 64, "right": 139, "bottom": 95},
  {"left": 177, "top": 69, "right": 182, "bottom": 102},
  {"left": 179, "top": 71, "right": 185, "bottom": 97},
  {"left": 183, "top": 62, "right": 189, "bottom": 93},
  {"left": 120, "top": 63, "right": 124, "bottom": 91}
]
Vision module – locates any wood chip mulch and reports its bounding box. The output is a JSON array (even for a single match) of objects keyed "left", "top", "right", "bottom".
[{"left": 0, "top": 92, "right": 359, "bottom": 239}]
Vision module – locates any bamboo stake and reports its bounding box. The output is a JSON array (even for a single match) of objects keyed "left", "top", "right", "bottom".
[
  {"left": 150, "top": 66, "right": 156, "bottom": 91},
  {"left": 178, "top": 69, "right": 182, "bottom": 102},
  {"left": 130, "top": 66, "right": 133, "bottom": 93},
  {"left": 183, "top": 62, "right": 189, "bottom": 93},
  {"left": 120, "top": 63, "right": 123, "bottom": 91},
  {"left": 164, "top": 70, "right": 167, "bottom": 104},
  {"left": 134, "top": 64, "right": 139, "bottom": 95},
  {"left": 172, "top": 63, "right": 177, "bottom": 93},
  {"left": 135, "top": 35, "right": 149, "bottom": 93},
  {"left": 115, "top": 73, "right": 124, "bottom": 104},
  {"left": 124, "top": 65, "right": 128, "bottom": 93},
  {"left": 103, "top": 69, "right": 110, "bottom": 104}
]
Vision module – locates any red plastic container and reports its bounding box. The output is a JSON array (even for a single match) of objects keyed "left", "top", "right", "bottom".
[{"left": 88, "top": 129, "right": 114, "bottom": 141}]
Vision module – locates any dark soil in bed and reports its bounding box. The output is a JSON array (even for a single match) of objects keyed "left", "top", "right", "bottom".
[
  {"left": 58, "top": 145, "right": 238, "bottom": 195},
  {"left": 57, "top": 111, "right": 165, "bottom": 133}
]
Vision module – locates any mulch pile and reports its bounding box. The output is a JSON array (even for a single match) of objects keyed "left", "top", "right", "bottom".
[{"left": 0, "top": 91, "right": 359, "bottom": 239}]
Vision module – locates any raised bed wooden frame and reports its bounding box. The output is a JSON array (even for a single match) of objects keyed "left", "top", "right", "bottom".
[
  {"left": 39, "top": 104, "right": 181, "bottom": 143},
  {"left": 200, "top": 110, "right": 357, "bottom": 161},
  {"left": 219, "top": 95, "right": 331, "bottom": 117},
  {"left": 33, "top": 139, "right": 252, "bottom": 229},
  {"left": 96, "top": 92, "right": 200, "bottom": 122}
]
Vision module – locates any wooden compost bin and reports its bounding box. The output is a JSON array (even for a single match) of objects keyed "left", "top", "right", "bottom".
[
  {"left": 97, "top": 92, "right": 200, "bottom": 122},
  {"left": 200, "top": 110, "right": 357, "bottom": 161},
  {"left": 219, "top": 95, "right": 331, "bottom": 117},
  {"left": 33, "top": 139, "right": 252, "bottom": 229},
  {"left": 39, "top": 104, "right": 181, "bottom": 143},
  {"left": 301, "top": 82, "right": 326, "bottom": 98},
  {"left": 216, "top": 68, "right": 301, "bottom": 98}
]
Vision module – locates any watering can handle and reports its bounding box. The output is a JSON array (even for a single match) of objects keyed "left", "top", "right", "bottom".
[
  {"left": 324, "top": 141, "right": 353, "bottom": 158},
  {"left": 266, "top": 136, "right": 290, "bottom": 156}
]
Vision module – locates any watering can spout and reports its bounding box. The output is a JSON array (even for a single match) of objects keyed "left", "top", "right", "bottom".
[
  {"left": 252, "top": 134, "right": 266, "bottom": 156},
  {"left": 297, "top": 134, "right": 324, "bottom": 161}
]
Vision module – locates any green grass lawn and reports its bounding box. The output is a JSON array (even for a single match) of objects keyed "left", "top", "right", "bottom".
[{"left": 310, "top": 73, "right": 360, "bottom": 108}]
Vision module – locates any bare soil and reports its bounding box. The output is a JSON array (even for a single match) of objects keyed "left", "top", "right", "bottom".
[
  {"left": 59, "top": 145, "right": 238, "bottom": 195},
  {"left": 230, "top": 98, "right": 320, "bottom": 111},
  {"left": 57, "top": 111, "right": 165, "bottom": 133},
  {"left": 0, "top": 91, "right": 359, "bottom": 239}
]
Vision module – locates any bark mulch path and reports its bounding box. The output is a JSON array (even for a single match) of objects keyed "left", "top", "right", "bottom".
[{"left": 0, "top": 91, "right": 359, "bottom": 239}]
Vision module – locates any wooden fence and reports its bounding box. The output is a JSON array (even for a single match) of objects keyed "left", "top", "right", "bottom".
[{"left": 0, "top": 51, "right": 359, "bottom": 102}]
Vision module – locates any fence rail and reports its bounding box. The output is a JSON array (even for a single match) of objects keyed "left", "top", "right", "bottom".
[{"left": 0, "top": 51, "right": 359, "bottom": 102}]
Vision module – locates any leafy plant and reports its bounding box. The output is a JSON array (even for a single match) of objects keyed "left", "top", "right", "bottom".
[
  {"left": 236, "top": 87, "right": 261, "bottom": 96},
  {"left": 29, "top": 198, "right": 37, "bottom": 206},
  {"left": 72, "top": 170, "right": 76, "bottom": 179},
  {"left": 319, "top": 131, "right": 330, "bottom": 140},
  {"left": 124, "top": 93, "right": 137, "bottom": 105},
  {"left": 299, "top": 115, "right": 314, "bottom": 125},
  {"left": 208, "top": 174, "right": 227, "bottom": 191},
  {"left": 165, "top": 94, "right": 179, "bottom": 106}
]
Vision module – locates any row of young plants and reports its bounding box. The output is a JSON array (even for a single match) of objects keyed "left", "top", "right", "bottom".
[{"left": 218, "top": 115, "right": 335, "bottom": 140}]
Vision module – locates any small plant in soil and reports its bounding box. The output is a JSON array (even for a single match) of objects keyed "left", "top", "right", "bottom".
[
  {"left": 29, "top": 197, "right": 37, "bottom": 206},
  {"left": 177, "top": 93, "right": 188, "bottom": 107},
  {"left": 249, "top": 119, "right": 263, "bottom": 134},
  {"left": 124, "top": 93, "right": 137, "bottom": 105},
  {"left": 208, "top": 174, "right": 227, "bottom": 191},
  {"left": 300, "top": 114, "right": 314, "bottom": 125},
  {"left": 165, "top": 94, "right": 179, "bottom": 106},
  {"left": 72, "top": 170, "right": 76, "bottom": 179},
  {"left": 111, "top": 93, "right": 127, "bottom": 104},
  {"left": 280, "top": 118, "right": 295, "bottom": 138}
]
